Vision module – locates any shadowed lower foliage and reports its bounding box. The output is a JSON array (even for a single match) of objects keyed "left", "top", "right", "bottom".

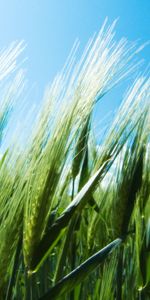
[{"left": 0, "top": 20, "right": 150, "bottom": 300}]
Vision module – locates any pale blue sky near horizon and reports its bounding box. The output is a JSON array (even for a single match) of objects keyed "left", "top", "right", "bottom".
[{"left": 0, "top": 0, "right": 149, "bottom": 144}]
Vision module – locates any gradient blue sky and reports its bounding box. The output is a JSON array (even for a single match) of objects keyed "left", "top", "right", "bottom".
[{"left": 0, "top": 0, "right": 149, "bottom": 139}]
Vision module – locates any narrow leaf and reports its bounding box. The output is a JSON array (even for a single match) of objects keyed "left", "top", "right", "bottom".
[
  {"left": 30, "top": 160, "right": 111, "bottom": 271},
  {"left": 39, "top": 238, "right": 122, "bottom": 300}
]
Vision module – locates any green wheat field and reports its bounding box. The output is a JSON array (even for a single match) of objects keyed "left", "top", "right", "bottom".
[{"left": 0, "top": 20, "right": 149, "bottom": 300}]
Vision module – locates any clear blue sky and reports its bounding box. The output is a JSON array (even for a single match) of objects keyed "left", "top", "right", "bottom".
[{"left": 0, "top": 0, "right": 149, "bottom": 142}]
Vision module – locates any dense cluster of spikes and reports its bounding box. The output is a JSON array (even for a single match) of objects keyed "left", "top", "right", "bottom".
[{"left": 0, "top": 20, "right": 149, "bottom": 300}]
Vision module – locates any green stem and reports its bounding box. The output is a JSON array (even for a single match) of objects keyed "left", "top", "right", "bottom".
[
  {"left": 5, "top": 235, "right": 22, "bottom": 300},
  {"left": 116, "top": 246, "right": 123, "bottom": 300}
]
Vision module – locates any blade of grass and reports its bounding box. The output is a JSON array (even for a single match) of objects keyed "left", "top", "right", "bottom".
[
  {"left": 39, "top": 238, "right": 122, "bottom": 300},
  {"left": 29, "top": 159, "right": 112, "bottom": 271}
]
